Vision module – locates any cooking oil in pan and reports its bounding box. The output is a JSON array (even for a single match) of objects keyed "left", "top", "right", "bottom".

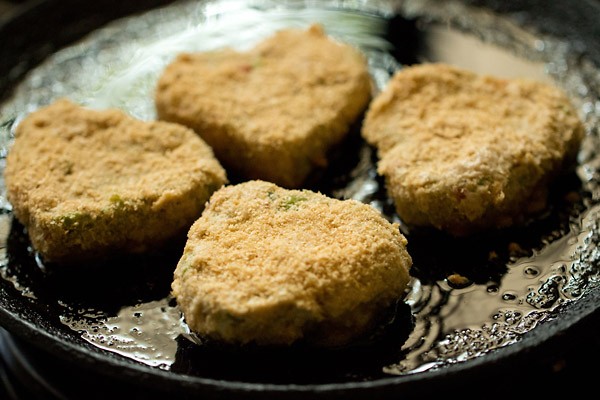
[
  {"left": 59, "top": 298, "right": 184, "bottom": 369},
  {"left": 0, "top": 0, "right": 599, "bottom": 383}
]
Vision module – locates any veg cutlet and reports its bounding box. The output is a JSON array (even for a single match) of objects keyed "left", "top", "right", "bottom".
[
  {"left": 155, "top": 24, "right": 372, "bottom": 188},
  {"left": 4, "top": 99, "right": 227, "bottom": 264},
  {"left": 172, "top": 180, "right": 412, "bottom": 347},
  {"left": 362, "top": 63, "right": 585, "bottom": 235}
]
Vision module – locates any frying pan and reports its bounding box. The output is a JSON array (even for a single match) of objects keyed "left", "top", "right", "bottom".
[{"left": 0, "top": 0, "right": 599, "bottom": 399}]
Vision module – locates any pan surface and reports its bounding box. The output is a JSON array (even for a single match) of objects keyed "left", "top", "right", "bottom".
[{"left": 0, "top": 0, "right": 599, "bottom": 398}]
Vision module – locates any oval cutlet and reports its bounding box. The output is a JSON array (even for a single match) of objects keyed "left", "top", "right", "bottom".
[
  {"left": 172, "top": 180, "right": 412, "bottom": 347},
  {"left": 155, "top": 23, "right": 372, "bottom": 188},
  {"left": 3, "top": 99, "right": 227, "bottom": 264},
  {"left": 362, "top": 63, "right": 585, "bottom": 235}
]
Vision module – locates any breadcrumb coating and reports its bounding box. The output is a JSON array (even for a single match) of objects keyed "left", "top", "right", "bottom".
[
  {"left": 362, "top": 63, "right": 585, "bottom": 235},
  {"left": 4, "top": 99, "right": 227, "bottom": 263},
  {"left": 155, "top": 23, "right": 372, "bottom": 188},
  {"left": 172, "top": 180, "right": 412, "bottom": 347}
]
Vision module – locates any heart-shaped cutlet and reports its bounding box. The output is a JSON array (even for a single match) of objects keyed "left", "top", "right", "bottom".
[{"left": 155, "top": 24, "right": 372, "bottom": 188}]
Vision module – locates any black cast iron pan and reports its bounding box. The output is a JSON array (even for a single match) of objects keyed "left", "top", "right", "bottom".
[{"left": 0, "top": 0, "right": 599, "bottom": 399}]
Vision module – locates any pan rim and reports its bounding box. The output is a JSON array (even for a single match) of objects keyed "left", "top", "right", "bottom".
[{"left": 0, "top": 285, "right": 598, "bottom": 394}]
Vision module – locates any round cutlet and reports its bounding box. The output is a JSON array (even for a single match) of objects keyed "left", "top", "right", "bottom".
[
  {"left": 172, "top": 180, "right": 412, "bottom": 347},
  {"left": 155, "top": 23, "right": 372, "bottom": 188},
  {"left": 4, "top": 99, "right": 227, "bottom": 263},
  {"left": 361, "top": 63, "right": 585, "bottom": 235}
]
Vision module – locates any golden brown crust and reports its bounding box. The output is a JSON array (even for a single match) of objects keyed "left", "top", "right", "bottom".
[
  {"left": 172, "top": 180, "right": 412, "bottom": 347},
  {"left": 361, "top": 63, "right": 585, "bottom": 235},
  {"left": 155, "top": 24, "right": 372, "bottom": 188},
  {"left": 4, "top": 99, "right": 227, "bottom": 263}
]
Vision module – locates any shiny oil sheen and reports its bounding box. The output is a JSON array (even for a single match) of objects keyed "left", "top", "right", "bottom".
[{"left": 0, "top": 0, "right": 599, "bottom": 384}]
